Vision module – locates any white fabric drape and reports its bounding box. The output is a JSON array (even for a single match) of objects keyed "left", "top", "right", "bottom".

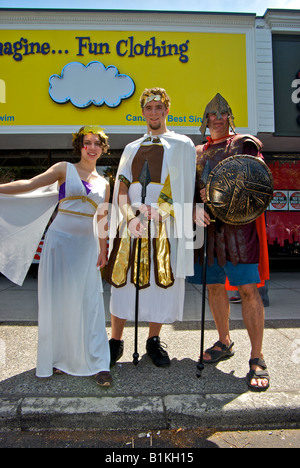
[{"left": 0, "top": 184, "right": 58, "bottom": 286}]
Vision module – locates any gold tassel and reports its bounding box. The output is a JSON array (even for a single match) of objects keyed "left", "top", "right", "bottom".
[
  {"left": 153, "top": 222, "right": 174, "bottom": 289},
  {"left": 131, "top": 222, "right": 151, "bottom": 289},
  {"left": 106, "top": 221, "right": 131, "bottom": 288}
]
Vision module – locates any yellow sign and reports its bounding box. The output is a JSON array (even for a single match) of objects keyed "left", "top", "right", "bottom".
[{"left": 0, "top": 30, "right": 248, "bottom": 129}]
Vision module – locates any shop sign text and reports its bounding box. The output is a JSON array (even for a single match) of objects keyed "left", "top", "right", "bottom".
[{"left": 0, "top": 35, "right": 190, "bottom": 64}]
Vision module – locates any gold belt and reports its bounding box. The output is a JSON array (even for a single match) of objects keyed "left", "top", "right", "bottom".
[
  {"left": 59, "top": 195, "right": 98, "bottom": 210},
  {"left": 58, "top": 208, "right": 94, "bottom": 218},
  {"left": 58, "top": 195, "right": 97, "bottom": 218}
]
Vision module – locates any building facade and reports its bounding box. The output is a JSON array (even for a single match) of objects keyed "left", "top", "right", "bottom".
[{"left": 255, "top": 10, "right": 300, "bottom": 261}]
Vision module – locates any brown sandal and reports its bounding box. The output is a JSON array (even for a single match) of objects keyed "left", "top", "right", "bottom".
[
  {"left": 203, "top": 340, "right": 234, "bottom": 364},
  {"left": 95, "top": 371, "right": 113, "bottom": 387},
  {"left": 53, "top": 368, "right": 65, "bottom": 375},
  {"left": 246, "top": 358, "right": 270, "bottom": 392}
]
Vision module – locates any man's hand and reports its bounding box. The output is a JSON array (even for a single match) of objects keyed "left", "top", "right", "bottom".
[
  {"left": 194, "top": 204, "right": 210, "bottom": 227},
  {"left": 128, "top": 216, "right": 148, "bottom": 238},
  {"left": 139, "top": 204, "right": 161, "bottom": 222},
  {"left": 200, "top": 188, "right": 207, "bottom": 204}
]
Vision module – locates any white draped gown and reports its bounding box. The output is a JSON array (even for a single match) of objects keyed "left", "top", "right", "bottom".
[
  {"left": 0, "top": 162, "right": 110, "bottom": 378},
  {"left": 36, "top": 163, "right": 110, "bottom": 377}
]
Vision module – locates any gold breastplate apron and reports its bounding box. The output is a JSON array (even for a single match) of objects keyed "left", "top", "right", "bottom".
[{"left": 106, "top": 143, "right": 175, "bottom": 289}]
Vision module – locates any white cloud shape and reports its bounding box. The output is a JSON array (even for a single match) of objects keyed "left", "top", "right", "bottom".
[{"left": 49, "top": 61, "right": 135, "bottom": 108}]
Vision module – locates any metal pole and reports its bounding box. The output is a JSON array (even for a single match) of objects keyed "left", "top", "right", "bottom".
[
  {"left": 133, "top": 235, "right": 142, "bottom": 365},
  {"left": 196, "top": 214, "right": 208, "bottom": 378},
  {"left": 133, "top": 160, "right": 151, "bottom": 365},
  {"left": 196, "top": 161, "right": 211, "bottom": 378}
]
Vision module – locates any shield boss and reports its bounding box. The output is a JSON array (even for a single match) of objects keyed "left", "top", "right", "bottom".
[{"left": 206, "top": 155, "right": 274, "bottom": 225}]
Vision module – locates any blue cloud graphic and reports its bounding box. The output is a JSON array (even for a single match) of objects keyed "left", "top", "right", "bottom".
[{"left": 49, "top": 61, "right": 135, "bottom": 108}]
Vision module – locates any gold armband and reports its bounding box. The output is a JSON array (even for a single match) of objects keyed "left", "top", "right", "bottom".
[
  {"left": 157, "top": 202, "right": 175, "bottom": 222},
  {"left": 120, "top": 203, "right": 137, "bottom": 224}
]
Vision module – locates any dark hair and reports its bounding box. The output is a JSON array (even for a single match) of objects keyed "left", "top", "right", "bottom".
[{"left": 72, "top": 126, "right": 110, "bottom": 155}]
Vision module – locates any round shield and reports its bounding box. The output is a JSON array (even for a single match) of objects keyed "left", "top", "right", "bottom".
[{"left": 206, "top": 155, "right": 274, "bottom": 225}]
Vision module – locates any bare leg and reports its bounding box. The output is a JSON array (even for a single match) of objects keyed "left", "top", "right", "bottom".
[
  {"left": 111, "top": 314, "right": 127, "bottom": 340},
  {"left": 148, "top": 323, "right": 163, "bottom": 339},
  {"left": 111, "top": 315, "right": 163, "bottom": 341},
  {"left": 238, "top": 284, "right": 268, "bottom": 389},
  {"left": 203, "top": 283, "right": 232, "bottom": 361}
]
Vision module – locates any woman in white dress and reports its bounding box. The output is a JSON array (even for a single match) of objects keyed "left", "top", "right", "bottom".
[{"left": 0, "top": 126, "right": 112, "bottom": 387}]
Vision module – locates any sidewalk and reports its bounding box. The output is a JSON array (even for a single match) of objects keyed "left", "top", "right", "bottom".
[{"left": 0, "top": 271, "right": 300, "bottom": 432}]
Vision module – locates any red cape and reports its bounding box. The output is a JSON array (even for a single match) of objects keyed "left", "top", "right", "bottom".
[{"left": 226, "top": 214, "right": 270, "bottom": 291}]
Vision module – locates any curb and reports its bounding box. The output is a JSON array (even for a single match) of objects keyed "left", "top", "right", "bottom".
[{"left": 1, "top": 391, "right": 300, "bottom": 432}]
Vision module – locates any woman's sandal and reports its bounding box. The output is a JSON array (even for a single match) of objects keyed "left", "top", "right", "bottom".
[
  {"left": 246, "top": 358, "right": 270, "bottom": 392},
  {"left": 203, "top": 340, "right": 235, "bottom": 364},
  {"left": 53, "top": 368, "right": 65, "bottom": 375},
  {"left": 95, "top": 371, "right": 113, "bottom": 387}
]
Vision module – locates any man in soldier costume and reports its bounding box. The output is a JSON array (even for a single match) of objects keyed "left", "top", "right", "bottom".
[
  {"left": 107, "top": 87, "right": 196, "bottom": 368},
  {"left": 194, "top": 93, "right": 270, "bottom": 391}
]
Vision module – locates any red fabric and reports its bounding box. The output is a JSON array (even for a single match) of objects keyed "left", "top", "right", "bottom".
[
  {"left": 203, "top": 134, "right": 232, "bottom": 151},
  {"left": 225, "top": 214, "right": 269, "bottom": 291}
]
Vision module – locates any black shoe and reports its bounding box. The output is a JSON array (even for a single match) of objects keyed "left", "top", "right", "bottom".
[
  {"left": 109, "top": 338, "right": 124, "bottom": 367},
  {"left": 146, "top": 336, "right": 171, "bottom": 368}
]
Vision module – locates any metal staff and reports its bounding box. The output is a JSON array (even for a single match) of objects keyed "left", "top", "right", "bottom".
[
  {"left": 196, "top": 162, "right": 211, "bottom": 378},
  {"left": 196, "top": 216, "right": 208, "bottom": 378},
  {"left": 133, "top": 159, "right": 151, "bottom": 365}
]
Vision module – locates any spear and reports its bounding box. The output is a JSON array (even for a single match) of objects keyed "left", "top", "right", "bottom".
[
  {"left": 196, "top": 161, "right": 211, "bottom": 378},
  {"left": 133, "top": 159, "right": 151, "bottom": 365}
]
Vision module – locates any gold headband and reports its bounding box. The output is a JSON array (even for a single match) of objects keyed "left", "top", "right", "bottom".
[
  {"left": 141, "top": 93, "right": 167, "bottom": 108},
  {"left": 72, "top": 125, "right": 108, "bottom": 143}
]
